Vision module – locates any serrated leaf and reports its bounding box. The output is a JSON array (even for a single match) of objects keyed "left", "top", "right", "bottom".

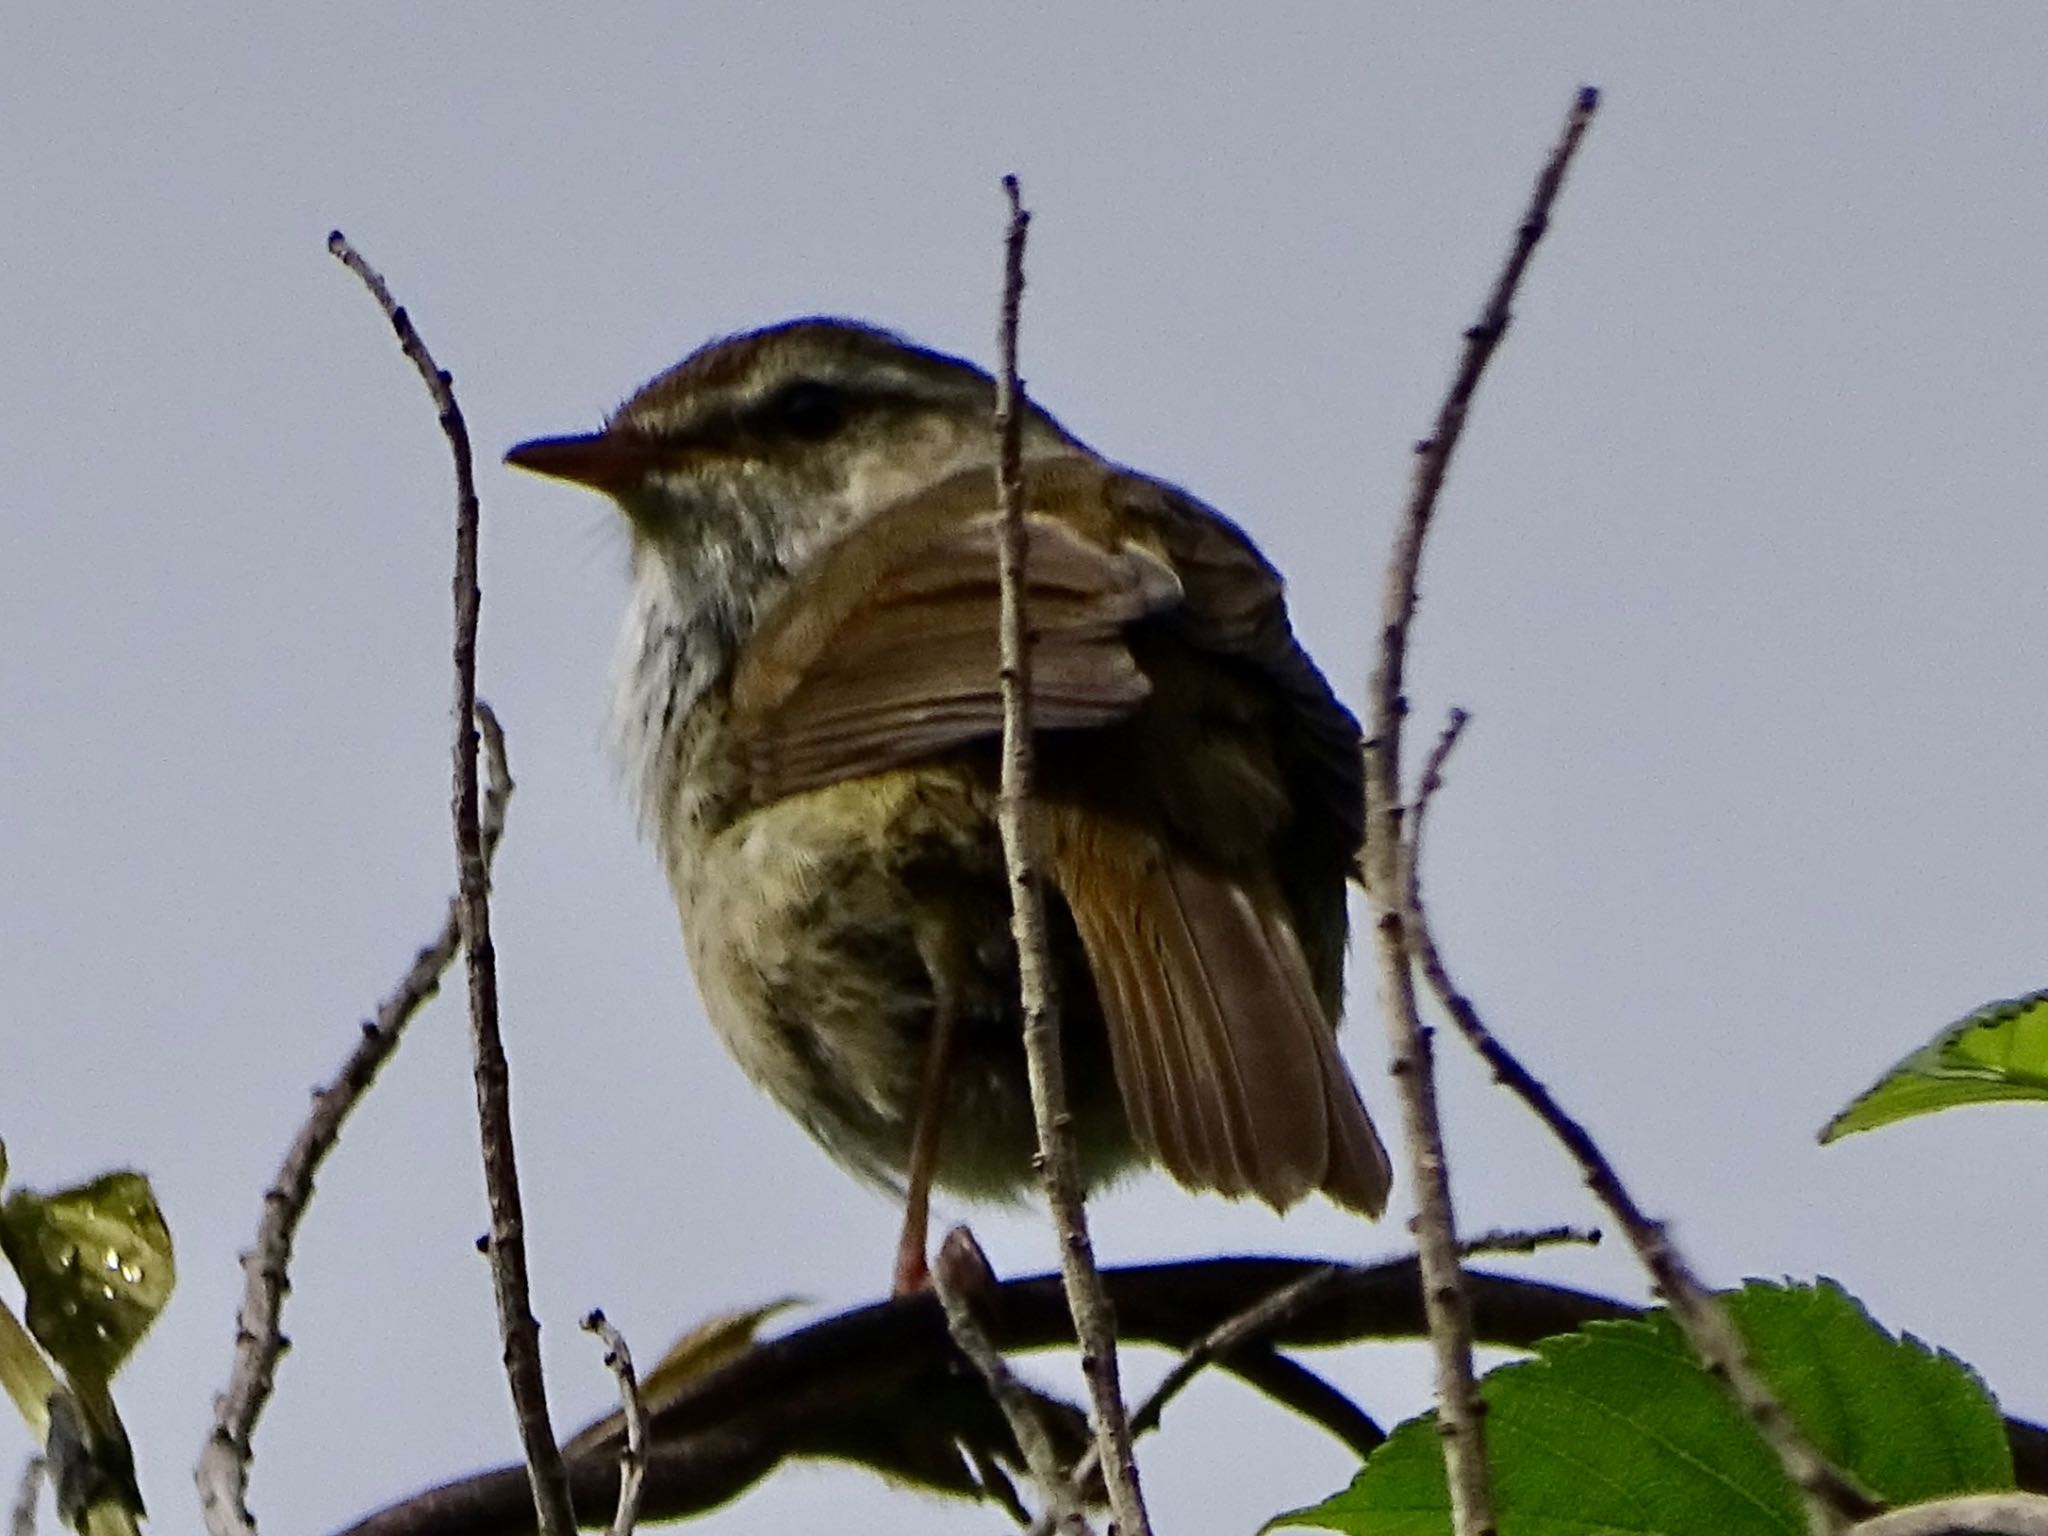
[
  {"left": 0, "top": 1171, "right": 175, "bottom": 1390},
  {"left": 1821, "top": 989, "right": 2048, "bottom": 1142},
  {"left": 1273, "top": 1279, "right": 2010, "bottom": 1536}
]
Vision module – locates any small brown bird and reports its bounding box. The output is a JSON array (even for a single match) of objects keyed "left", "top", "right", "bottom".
[{"left": 508, "top": 319, "right": 1390, "bottom": 1289}]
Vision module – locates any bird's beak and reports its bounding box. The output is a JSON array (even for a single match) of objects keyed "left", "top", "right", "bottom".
[{"left": 504, "top": 430, "right": 662, "bottom": 498}]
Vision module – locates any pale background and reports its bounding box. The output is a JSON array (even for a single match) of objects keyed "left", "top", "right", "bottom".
[{"left": 4, "top": 7, "right": 2045, "bottom": 1534}]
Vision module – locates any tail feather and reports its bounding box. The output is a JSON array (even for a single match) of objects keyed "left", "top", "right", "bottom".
[{"left": 1051, "top": 814, "right": 1390, "bottom": 1217}]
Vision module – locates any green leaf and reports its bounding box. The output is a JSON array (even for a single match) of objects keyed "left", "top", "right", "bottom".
[
  {"left": 0, "top": 1170, "right": 175, "bottom": 1390},
  {"left": 1272, "top": 1280, "right": 2010, "bottom": 1536},
  {"left": 0, "top": 1163, "right": 161, "bottom": 1535},
  {"left": 1821, "top": 988, "right": 2048, "bottom": 1142}
]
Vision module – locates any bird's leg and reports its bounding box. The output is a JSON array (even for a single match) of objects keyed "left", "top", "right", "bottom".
[{"left": 893, "top": 980, "right": 959, "bottom": 1295}]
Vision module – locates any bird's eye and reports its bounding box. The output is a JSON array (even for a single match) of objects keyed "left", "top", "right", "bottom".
[{"left": 766, "top": 381, "right": 850, "bottom": 441}]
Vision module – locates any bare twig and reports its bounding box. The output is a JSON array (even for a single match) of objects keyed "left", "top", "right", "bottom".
[
  {"left": 1407, "top": 895, "right": 1881, "bottom": 1533},
  {"left": 988, "top": 174, "right": 1150, "bottom": 1536},
  {"left": 1456, "top": 1225, "right": 1600, "bottom": 1259},
  {"left": 1849, "top": 1494, "right": 2048, "bottom": 1536},
  {"left": 933, "top": 1230, "right": 1092, "bottom": 1535},
  {"left": 11, "top": 1457, "right": 42, "bottom": 1536},
  {"left": 1410, "top": 709, "right": 1471, "bottom": 845},
  {"left": 327, "top": 231, "right": 575, "bottom": 1536},
  {"left": 579, "top": 1313, "right": 647, "bottom": 1536},
  {"left": 1125, "top": 1264, "right": 1341, "bottom": 1443},
  {"left": 197, "top": 708, "right": 513, "bottom": 1536},
  {"left": 1361, "top": 87, "right": 1599, "bottom": 1536}
]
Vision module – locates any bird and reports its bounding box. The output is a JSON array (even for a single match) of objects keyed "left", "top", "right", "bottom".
[{"left": 507, "top": 318, "right": 1390, "bottom": 1290}]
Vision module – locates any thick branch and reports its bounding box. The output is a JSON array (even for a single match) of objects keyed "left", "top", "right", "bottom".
[
  {"left": 326, "top": 1259, "right": 1638, "bottom": 1536},
  {"left": 325, "top": 1244, "right": 2048, "bottom": 1536}
]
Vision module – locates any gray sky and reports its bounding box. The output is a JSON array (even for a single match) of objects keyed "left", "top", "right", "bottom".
[{"left": 5, "top": 7, "right": 2046, "bottom": 1534}]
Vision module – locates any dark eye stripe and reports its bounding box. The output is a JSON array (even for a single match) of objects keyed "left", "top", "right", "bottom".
[{"left": 761, "top": 381, "right": 850, "bottom": 441}]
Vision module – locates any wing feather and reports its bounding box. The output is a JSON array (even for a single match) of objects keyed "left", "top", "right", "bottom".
[{"left": 729, "top": 462, "right": 1181, "bottom": 802}]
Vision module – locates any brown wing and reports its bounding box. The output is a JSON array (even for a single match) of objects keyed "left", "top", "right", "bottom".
[
  {"left": 728, "top": 453, "right": 1388, "bottom": 1216},
  {"left": 728, "top": 457, "right": 1181, "bottom": 801},
  {"left": 1055, "top": 472, "right": 1385, "bottom": 1215},
  {"left": 1103, "top": 471, "right": 1366, "bottom": 858}
]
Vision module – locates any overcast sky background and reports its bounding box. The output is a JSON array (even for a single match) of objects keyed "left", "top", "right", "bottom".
[{"left": 5, "top": 7, "right": 2046, "bottom": 1534}]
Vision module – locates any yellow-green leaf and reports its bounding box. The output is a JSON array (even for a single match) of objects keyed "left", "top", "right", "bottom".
[
  {"left": 0, "top": 1171, "right": 175, "bottom": 1390},
  {"left": 1821, "top": 988, "right": 2048, "bottom": 1143},
  {"left": 563, "top": 1297, "right": 804, "bottom": 1457},
  {"left": 0, "top": 1296, "right": 59, "bottom": 1441},
  {"left": 636, "top": 1297, "right": 805, "bottom": 1409}
]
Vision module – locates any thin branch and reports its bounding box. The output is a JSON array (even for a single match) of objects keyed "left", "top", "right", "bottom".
[
  {"left": 10, "top": 1457, "right": 41, "bottom": 1536},
  {"left": 197, "top": 707, "right": 513, "bottom": 1536},
  {"left": 1850, "top": 1494, "right": 2048, "bottom": 1536},
  {"left": 1361, "top": 86, "right": 1599, "bottom": 1536},
  {"left": 988, "top": 174, "right": 1149, "bottom": 1536},
  {"left": 327, "top": 231, "right": 575, "bottom": 1536},
  {"left": 1371, "top": 87, "right": 1600, "bottom": 752},
  {"left": 1410, "top": 709, "right": 1471, "bottom": 847},
  {"left": 1457, "top": 1224, "right": 1600, "bottom": 1259},
  {"left": 932, "top": 1230, "right": 1092, "bottom": 1535},
  {"left": 1125, "top": 1264, "right": 1341, "bottom": 1442},
  {"left": 579, "top": 1313, "right": 647, "bottom": 1536},
  {"left": 1406, "top": 889, "right": 1881, "bottom": 1532},
  {"left": 1028, "top": 1266, "right": 1348, "bottom": 1536}
]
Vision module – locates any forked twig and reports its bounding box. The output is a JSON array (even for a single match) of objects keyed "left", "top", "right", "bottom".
[
  {"left": 987, "top": 174, "right": 1150, "bottom": 1536},
  {"left": 933, "top": 1231, "right": 1092, "bottom": 1535},
  {"left": 579, "top": 1312, "right": 647, "bottom": 1536},
  {"left": 327, "top": 231, "right": 575, "bottom": 1536},
  {"left": 197, "top": 708, "right": 513, "bottom": 1536}
]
